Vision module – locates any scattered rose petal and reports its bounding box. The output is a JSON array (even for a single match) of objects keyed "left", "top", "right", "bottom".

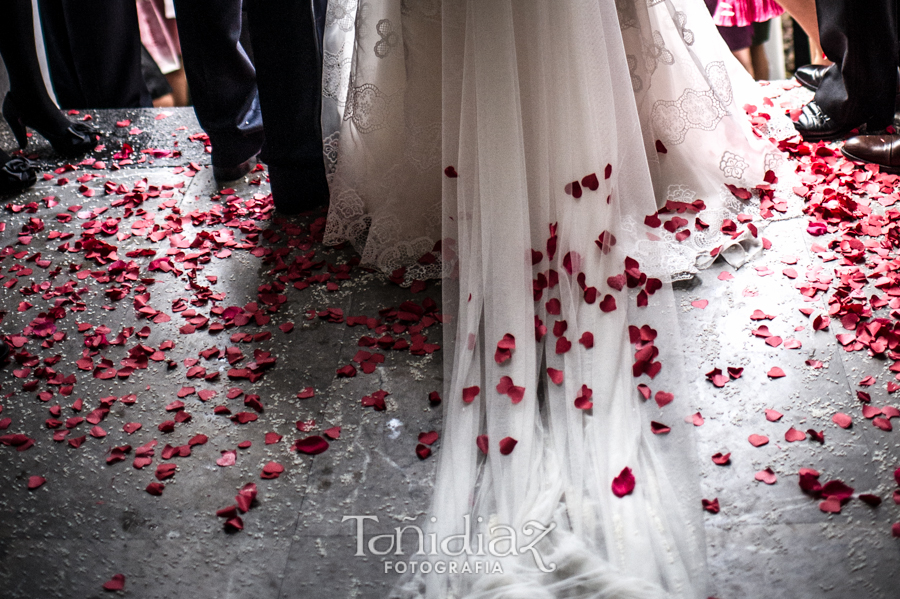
[
  {"left": 611, "top": 467, "right": 635, "bottom": 497},
  {"left": 293, "top": 436, "right": 329, "bottom": 455},
  {"left": 102, "top": 574, "right": 125, "bottom": 592},
  {"left": 755, "top": 468, "right": 777, "bottom": 485},
  {"left": 260, "top": 461, "right": 285, "bottom": 479},
  {"left": 748, "top": 434, "right": 769, "bottom": 447},
  {"left": 498, "top": 436, "right": 517, "bottom": 455}
]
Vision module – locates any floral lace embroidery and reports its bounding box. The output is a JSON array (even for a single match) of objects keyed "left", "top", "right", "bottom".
[
  {"left": 344, "top": 81, "right": 395, "bottom": 134},
  {"left": 375, "top": 19, "right": 400, "bottom": 58},
  {"left": 326, "top": 0, "right": 358, "bottom": 32},
  {"left": 719, "top": 151, "right": 748, "bottom": 179},
  {"left": 644, "top": 30, "right": 675, "bottom": 74},
  {"left": 675, "top": 11, "right": 695, "bottom": 46}
]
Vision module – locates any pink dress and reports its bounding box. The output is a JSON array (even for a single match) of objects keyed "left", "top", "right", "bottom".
[
  {"left": 136, "top": 0, "right": 182, "bottom": 74},
  {"left": 713, "top": 0, "right": 784, "bottom": 27}
]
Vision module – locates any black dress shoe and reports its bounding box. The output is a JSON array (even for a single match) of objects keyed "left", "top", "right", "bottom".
[
  {"left": 794, "top": 101, "right": 863, "bottom": 142},
  {"left": 842, "top": 134, "right": 900, "bottom": 173},
  {"left": 213, "top": 155, "right": 257, "bottom": 182},
  {"left": 3, "top": 93, "right": 98, "bottom": 157},
  {"left": 0, "top": 155, "right": 37, "bottom": 195},
  {"left": 0, "top": 341, "right": 10, "bottom": 363},
  {"left": 794, "top": 64, "right": 831, "bottom": 91}
]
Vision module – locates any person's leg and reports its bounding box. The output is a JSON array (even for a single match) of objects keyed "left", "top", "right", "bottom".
[
  {"left": 749, "top": 21, "right": 770, "bottom": 80},
  {"left": 313, "top": 0, "right": 328, "bottom": 55},
  {"left": 750, "top": 45, "right": 768, "bottom": 80},
  {"left": 1, "top": 0, "right": 72, "bottom": 133},
  {"left": 140, "top": 44, "right": 174, "bottom": 106},
  {"left": 173, "top": 0, "right": 263, "bottom": 177},
  {"left": 245, "top": 0, "right": 329, "bottom": 213},
  {"left": 808, "top": 36, "right": 829, "bottom": 65},
  {"left": 37, "top": 0, "right": 85, "bottom": 108},
  {"left": 165, "top": 68, "right": 189, "bottom": 106},
  {"left": 776, "top": 0, "right": 829, "bottom": 62},
  {"left": 732, "top": 47, "right": 754, "bottom": 77},
  {"left": 41, "top": 1, "right": 151, "bottom": 108},
  {"left": 2, "top": 0, "right": 97, "bottom": 158},
  {"left": 811, "top": 0, "right": 898, "bottom": 131}
]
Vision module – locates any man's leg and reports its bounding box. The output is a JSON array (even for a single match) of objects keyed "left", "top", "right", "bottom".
[
  {"left": 37, "top": 0, "right": 84, "bottom": 108},
  {"left": 245, "top": 0, "right": 329, "bottom": 214},
  {"left": 172, "top": 0, "right": 264, "bottom": 179},
  {"left": 38, "top": 0, "right": 151, "bottom": 108},
  {"left": 796, "top": 0, "right": 898, "bottom": 140}
]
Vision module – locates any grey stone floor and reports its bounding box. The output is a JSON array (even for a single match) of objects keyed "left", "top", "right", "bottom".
[{"left": 0, "top": 107, "right": 897, "bottom": 599}]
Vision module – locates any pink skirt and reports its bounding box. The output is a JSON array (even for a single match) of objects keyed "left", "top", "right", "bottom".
[
  {"left": 713, "top": 0, "right": 784, "bottom": 27},
  {"left": 136, "top": 0, "right": 182, "bottom": 74}
]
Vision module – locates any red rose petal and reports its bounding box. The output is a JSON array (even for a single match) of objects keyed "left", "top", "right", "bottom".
[
  {"left": 574, "top": 385, "right": 593, "bottom": 410},
  {"left": 102, "top": 574, "right": 125, "bottom": 591},
  {"left": 611, "top": 466, "right": 635, "bottom": 497},
  {"left": 415, "top": 443, "right": 432, "bottom": 460},
  {"left": 654, "top": 391, "right": 674, "bottom": 408},
  {"left": 216, "top": 450, "right": 237, "bottom": 467},
  {"left": 767, "top": 367, "right": 786, "bottom": 378},
  {"left": 293, "top": 436, "right": 329, "bottom": 455},
  {"left": 755, "top": 467, "right": 777, "bottom": 485},
  {"left": 462, "top": 386, "right": 480, "bottom": 403},
  {"left": 579, "top": 332, "right": 594, "bottom": 349},
  {"left": 476, "top": 435, "right": 489, "bottom": 455},
  {"left": 260, "top": 461, "right": 285, "bottom": 478},
  {"left": 650, "top": 421, "right": 670, "bottom": 434},
  {"left": 784, "top": 427, "right": 806, "bottom": 442},
  {"left": 145, "top": 482, "right": 164, "bottom": 496},
  {"left": 27, "top": 475, "right": 46, "bottom": 490},
  {"left": 155, "top": 463, "right": 176, "bottom": 480},
  {"left": 832, "top": 413, "right": 852, "bottom": 428},
  {"left": 748, "top": 434, "right": 769, "bottom": 447},
  {"left": 859, "top": 494, "right": 882, "bottom": 507},
  {"left": 418, "top": 431, "right": 439, "bottom": 445},
  {"left": 712, "top": 452, "right": 731, "bottom": 465},
  {"left": 599, "top": 295, "right": 617, "bottom": 312},
  {"left": 547, "top": 368, "right": 564, "bottom": 385},
  {"left": 765, "top": 409, "right": 783, "bottom": 422},
  {"left": 498, "top": 436, "right": 518, "bottom": 455}
]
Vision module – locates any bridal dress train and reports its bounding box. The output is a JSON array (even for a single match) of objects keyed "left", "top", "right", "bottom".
[{"left": 322, "top": 1, "right": 783, "bottom": 597}]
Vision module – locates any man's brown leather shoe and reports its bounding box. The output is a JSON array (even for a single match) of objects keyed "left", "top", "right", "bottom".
[{"left": 841, "top": 134, "right": 900, "bottom": 173}]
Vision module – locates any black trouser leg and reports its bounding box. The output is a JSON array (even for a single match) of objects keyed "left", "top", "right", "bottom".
[
  {"left": 314, "top": 0, "right": 328, "bottom": 54},
  {"left": 245, "top": 0, "right": 329, "bottom": 212},
  {"left": 172, "top": 0, "right": 264, "bottom": 169},
  {"left": 0, "top": 0, "right": 69, "bottom": 132},
  {"left": 814, "top": 0, "right": 899, "bottom": 129},
  {"left": 37, "top": 0, "right": 150, "bottom": 108}
]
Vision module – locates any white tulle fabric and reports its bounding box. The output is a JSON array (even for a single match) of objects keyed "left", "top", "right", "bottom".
[{"left": 322, "top": 1, "right": 780, "bottom": 597}]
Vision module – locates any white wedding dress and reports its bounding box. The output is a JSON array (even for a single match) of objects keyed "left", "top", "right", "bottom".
[{"left": 322, "top": 1, "right": 781, "bottom": 597}]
